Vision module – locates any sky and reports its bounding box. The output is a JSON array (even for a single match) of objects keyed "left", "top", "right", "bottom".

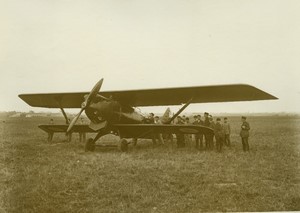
[{"left": 0, "top": 0, "right": 300, "bottom": 114}]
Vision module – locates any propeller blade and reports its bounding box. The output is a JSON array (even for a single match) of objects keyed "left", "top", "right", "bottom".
[
  {"left": 68, "top": 78, "right": 106, "bottom": 133},
  {"left": 67, "top": 108, "right": 84, "bottom": 133},
  {"left": 85, "top": 78, "right": 104, "bottom": 105}
]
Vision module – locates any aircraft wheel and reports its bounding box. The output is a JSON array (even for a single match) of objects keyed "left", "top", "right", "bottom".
[
  {"left": 85, "top": 138, "right": 95, "bottom": 152},
  {"left": 119, "top": 138, "right": 128, "bottom": 152}
]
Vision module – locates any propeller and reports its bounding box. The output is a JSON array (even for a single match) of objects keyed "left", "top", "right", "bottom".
[{"left": 66, "top": 78, "right": 104, "bottom": 133}]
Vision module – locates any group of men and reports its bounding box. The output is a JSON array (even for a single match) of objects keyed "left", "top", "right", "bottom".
[
  {"left": 147, "top": 112, "right": 250, "bottom": 152},
  {"left": 174, "top": 112, "right": 231, "bottom": 152}
]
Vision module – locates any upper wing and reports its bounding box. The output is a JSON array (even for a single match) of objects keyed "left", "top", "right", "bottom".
[
  {"left": 114, "top": 124, "right": 214, "bottom": 139},
  {"left": 19, "top": 84, "right": 277, "bottom": 108}
]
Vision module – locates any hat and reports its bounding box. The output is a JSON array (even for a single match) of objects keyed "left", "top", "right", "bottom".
[
  {"left": 216, "top": 118, "right": 221, "bottom": 121},
  {"left": 193, "top": 115, "right": 197, "bottom": 118},
  {"left": 242, "top": 116, "right": 247, "bottom": 119},
  {"left": 204, "top": 112, "right": 209, "bottom": 115}
]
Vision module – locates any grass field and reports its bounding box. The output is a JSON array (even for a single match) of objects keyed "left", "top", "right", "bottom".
[{"left": 0, "top": 115, "right": 299, "bottom": 212}]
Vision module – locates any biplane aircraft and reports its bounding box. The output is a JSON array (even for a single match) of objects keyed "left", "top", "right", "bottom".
[{"left": 19, "top": 79, "right": 277, "bottom": 151}]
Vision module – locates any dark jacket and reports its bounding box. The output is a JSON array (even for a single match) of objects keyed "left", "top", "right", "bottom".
[
  {"left": 214, "top": 122, "right": 225, "bottom": 139},
  {"left": 193, "top": 119, "right": 203, "bottom": 125},
  {"left": 240, "top": 121, "right": 250, "bottom": 138},
  {"left": 204, "top": 117, "right": 210, "bottom": 127}
]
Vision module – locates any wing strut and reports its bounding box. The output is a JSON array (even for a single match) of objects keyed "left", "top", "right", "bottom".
[
  {"left": 167, "top": 98, "right": 193, "bottom": 124},
  {"left": 60, "top": 107, "right": 70, "bottom": 125},
  {"left": 53, "top": 96, "right": 70, "bottom": 125}
]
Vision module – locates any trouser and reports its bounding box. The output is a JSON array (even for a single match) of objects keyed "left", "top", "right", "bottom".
[
  {"left": 241, "top": 137, "right": 249, "bottom": 151},
  {"left": 185, "top": 134, "right": 192, "bottom": 147},
  {"left": 224, "top": 134, "right": 230, "bottom": 146},
  {"left": 132, "top": 138, "right": 137, "bottom": 146},
  {"left": 152, "top": 134, "right": 164, "bottom": 145},
  {"left": 206, "top": 134, "right": 214, "bottom": 150},
  {"left": 195, "top": 134, "right": 204, "bottom": 149},
  {"left": 176, "top": 134, "right": 185, "bottom": 148},
  {"left": 210, "top": 135, "right": 214, "bottom": 149},
  {"left": 163, "top": 134, "right": 173, "bottom": 143},
  {"left": 204, "top": 134, "right": 209, "bottom": 149},
  {"left": 216, "top": 137, "right": 223, "bottom": 152}
]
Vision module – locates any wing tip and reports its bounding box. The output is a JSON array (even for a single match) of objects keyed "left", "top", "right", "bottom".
[{"left": 239, "top": 84, "right": 278, "bottom": 100}]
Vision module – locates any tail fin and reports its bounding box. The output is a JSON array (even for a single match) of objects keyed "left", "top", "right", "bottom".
[{"left": 161, "top": 107, "right": 171, "bottom": 124}]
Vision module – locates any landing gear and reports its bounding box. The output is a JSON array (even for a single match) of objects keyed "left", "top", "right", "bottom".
[
  {"left": 119, "top": 138, "right": 128, "bottom": 152},
  {"left": 47, "top": 132, "right": 54, "bottom": 142},
  {"left": 85, "top": 138, "right": 95, "bottom": 152}
]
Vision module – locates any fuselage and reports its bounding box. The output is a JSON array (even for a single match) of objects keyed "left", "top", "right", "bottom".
[{"left": 85, "top": 99, "right": 145, "bottom": 125}]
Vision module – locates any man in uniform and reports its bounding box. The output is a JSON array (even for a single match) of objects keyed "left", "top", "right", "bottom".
[
  {"left": 207, "top": 115, "right": 215, "bottom": 150},
  {"left": 154, "top": 116, "right": 165, "bottom": 145},
  {"left": 147, "top": 113, "right": 156, "bottom": 146},
  {"left": 240, "top": 116, "right": 250, "bottom": 152},
  {"left": 214, "top": 118, "right": 225, "bottom": 152},
  {"left": 175, "top": 116, "right": 185, "bottom": 148},
  {"left": 223, "top": 117, "right": 231, "bottom": 146},
  {"left": 203, "top": 112, "right": 210, "bottom": 150},
  {"left": 149, "top": 113, "right": 155, "bottom": 123},
  {"left": 193, "top": 115, "right": 204, "bottom": 149},
  {"left": 184, "top": 117, "right": 193, "bottom": 147}
]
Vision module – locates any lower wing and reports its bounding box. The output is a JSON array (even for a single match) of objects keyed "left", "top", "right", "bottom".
[
  {"left": 114, "top": 124, "right": 213, "bottom": 139},
  {"left": 39, "top": 125, "right": 97, "bottom": 133}
]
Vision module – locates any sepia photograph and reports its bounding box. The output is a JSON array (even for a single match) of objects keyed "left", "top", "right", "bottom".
[{"left": 0, "top": 0, "right": 299, "bottom": 212}]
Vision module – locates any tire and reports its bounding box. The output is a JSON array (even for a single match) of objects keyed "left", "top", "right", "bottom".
[{"left": 119, "top": 138, "right": 128, "bottom": 152}]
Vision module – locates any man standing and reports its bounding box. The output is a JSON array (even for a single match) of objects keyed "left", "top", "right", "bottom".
[
  {"left": 147, "top": 113, "right": 157, "bottom": 146},
  {"left": 193, "top": 115, "right": 204, "bottom": 149},
  {"left": 208, "top": 115, "right": 215, "bottom": 150},
  {"left": 223, "top": 117, "right": 231, "bottom": 146},
  {"left": 175, "top": 116, "right": 185, "bottom": 148},
  {"left": 154, "top": 116, "right": 165, "bottom": 145},
  {"left": 184, "top": 117, "right": 192, "bottom": 147},
  {"left": 148, "top": 113, "right": 155, "bottom": 123},
  {"left": 240, "top": 116, "right": 250, "bottom": 152},
  {"left": 214, "top": 118, "right": 225, "bottom": 152},
  {"left": 203, "top": 112, "right": 210, "bottom": 149}
]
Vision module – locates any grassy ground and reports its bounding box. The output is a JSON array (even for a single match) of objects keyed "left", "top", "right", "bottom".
[{"left": 0, "top": 116, "right": 299, "bottom": 212}]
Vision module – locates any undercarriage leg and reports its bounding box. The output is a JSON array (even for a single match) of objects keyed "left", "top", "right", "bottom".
[
  {"left": 85, "top": 138, "right": 95, "bottom": 152},
  {"left": 47, "top": 132, "right": 54, "bottom": 142},
  {"left": 119, "top": 138, "right": 128, "bottom": 152},
  {"left": 79, "top": 132, "right": 86, "bottom": 143},
  {"left": 85, "top": 128, "right": 109, "bottom": 152},
  {"left": 67, "top": 133, "right": 72, "bottom": 142}
]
